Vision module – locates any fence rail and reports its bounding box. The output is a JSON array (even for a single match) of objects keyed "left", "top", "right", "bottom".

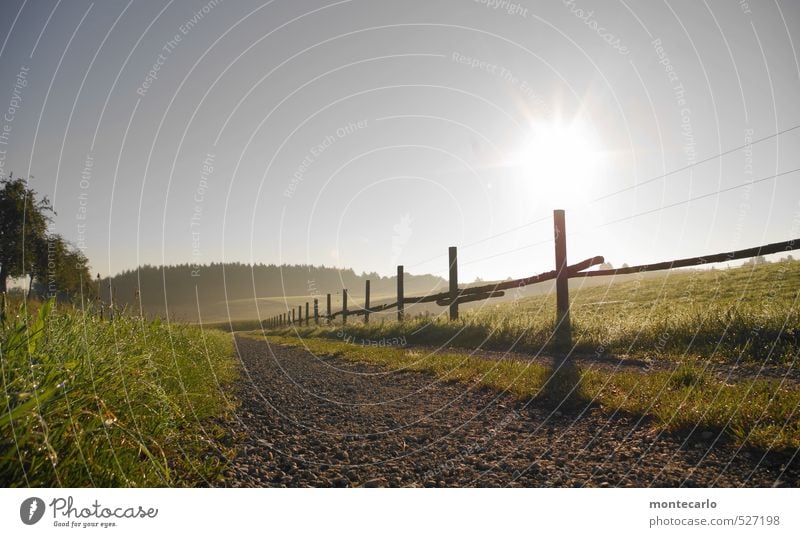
[{"left": 262, "top": 209, "right": 800, "bottom": 349}]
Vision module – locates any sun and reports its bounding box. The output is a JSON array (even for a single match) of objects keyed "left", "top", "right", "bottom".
[{"left": 507, "top": 119, "right": 605, "bottom": 207}]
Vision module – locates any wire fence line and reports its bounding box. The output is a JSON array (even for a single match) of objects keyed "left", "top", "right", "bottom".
[{"left": 264, "top": 208, "right": 800, "bottom": 350}]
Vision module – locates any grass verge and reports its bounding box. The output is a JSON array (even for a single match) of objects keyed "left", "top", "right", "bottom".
[
  {"left": 250, "top": 333, "right": 800, "bottom": 452},
  {"left": 1, "top": 301, "right": 237, "bottom": 487}
]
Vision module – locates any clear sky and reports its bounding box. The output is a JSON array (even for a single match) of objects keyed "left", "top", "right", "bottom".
[{"left": 1, "top": 0, "right": 799, "bottom": 282}]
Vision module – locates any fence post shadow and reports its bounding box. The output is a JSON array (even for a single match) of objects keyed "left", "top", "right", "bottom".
[{"left": 533, "top": 356, "right": 592, "bottom": 415}]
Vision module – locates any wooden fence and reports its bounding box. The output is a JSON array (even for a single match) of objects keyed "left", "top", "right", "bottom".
[{"left": 262, "top": 209, "right": 800, "bottom": 349}]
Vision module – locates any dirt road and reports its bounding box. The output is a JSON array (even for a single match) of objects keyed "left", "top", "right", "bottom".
[{"left": 221, "top": 336, "right": 798, "bottom": 487}]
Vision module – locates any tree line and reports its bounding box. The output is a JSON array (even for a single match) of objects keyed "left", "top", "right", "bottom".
[{"left": 98, "top": 263, "right": 447, "bottom": 320}]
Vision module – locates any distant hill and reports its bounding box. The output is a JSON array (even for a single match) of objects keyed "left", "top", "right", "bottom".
[{"left": 97, "top": 263, "right": 447, "bottom": 322}]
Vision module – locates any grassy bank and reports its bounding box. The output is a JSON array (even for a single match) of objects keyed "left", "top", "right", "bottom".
[
  {"left": 252, "top": 334, "right": 800, "bottom": 452},
  {"left": 263, "top": 260, "right": 800, "bottom": 363},
  {"left": 1, "top": 301, "right": 237, "bottom": 487}
]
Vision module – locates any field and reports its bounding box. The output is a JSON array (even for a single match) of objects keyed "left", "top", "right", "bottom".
[
  {"left": 0, "top": 300, "right": 237, "bottom": 487},
  {"left": 263, "top": 259, "right": 800, "bottom": 363}
]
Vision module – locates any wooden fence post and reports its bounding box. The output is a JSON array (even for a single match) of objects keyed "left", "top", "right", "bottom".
[
  {"left": 342, "top": 289, "right": 348, "bottom": 324},
  {"left": 364, "top": 280, "right": 370, "bottom": 324},
  {"left": 305, "top": 302, "right": 309, "bottom": 326},
  {"left": 553, "top": 209, "right": 571, "bottom": 350},
  {"left": 291, "top": 309, "right": 295, "bottom": 324},
  {"left": 326, "top": 293, "right": 332, "bottom": 323},
  {"left": 314, "top": 298, "right": 319, "bottom": 325},
  {"left": 298, "top": 305, "right": 302, "bottom": 326},
  {"left": 397, "top": 265, "right": 404, "bottom": 321},
  {"left": 449, "top": 246, "right": 459, "bottom": 321}
]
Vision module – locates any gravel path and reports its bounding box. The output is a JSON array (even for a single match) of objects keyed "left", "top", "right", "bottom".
[{"left": 221, "top": 336, "right": 799, "bottom": 487}]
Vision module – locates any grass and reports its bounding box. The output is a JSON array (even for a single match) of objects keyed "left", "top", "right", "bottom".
[
  {"left": 251, "top": 334, "right": 800, "bottom": 452},
  {"left": 262, "top": 260, "right": 800, "bottom": 363},
  {"left": 1, "top": 300, "right": 237, "bottom": 487}
]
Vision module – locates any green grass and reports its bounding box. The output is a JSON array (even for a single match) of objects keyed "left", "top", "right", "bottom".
[
  {"left": 1, "top": 300, "right": 237, "bottom": 487},
  {"left": 252, "top": 334, "right": 800, "bottom": 452},
  {"left": 263, "top": 260, "right": 800, "bottom": 363}
]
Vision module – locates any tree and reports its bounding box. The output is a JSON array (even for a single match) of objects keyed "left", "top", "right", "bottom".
[
  {"left": 31, "top": 234, "right": 94, "bottom": 299},
  {"left": 598, "top": 262, "right": 614, "bottom": 270},
  {"left": 0, "top": 175, "right": 53, "bottom": 294}
]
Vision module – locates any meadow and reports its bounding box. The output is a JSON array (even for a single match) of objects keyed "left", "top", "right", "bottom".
[{"left": 0, "top": 300, "right": 237, "bottom": 487}]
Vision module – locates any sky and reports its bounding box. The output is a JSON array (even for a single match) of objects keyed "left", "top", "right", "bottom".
[{"left": 1, "top": 0, "right": 799, "bottom": 282}]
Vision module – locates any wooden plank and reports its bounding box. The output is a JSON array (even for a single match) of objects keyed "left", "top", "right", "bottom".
[
  {"left": 435, "top": 290, "right": 505, "bottom": 306},
  {"left": 574, "top": 238, "right": 800, "bottom": 277},
  {"left": 403, "top": 256, "right": 605, "bottom": 304}
]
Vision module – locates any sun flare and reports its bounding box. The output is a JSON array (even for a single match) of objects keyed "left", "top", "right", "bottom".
[{"left": 507, "top": 119, "right": 605, "bottom": 206}]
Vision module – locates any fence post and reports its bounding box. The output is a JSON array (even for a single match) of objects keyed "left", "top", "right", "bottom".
[
  {"left": 342, "top": 289, "right": 348, "bottom": 324},
  {"left": 314, "top": 298, "right": 319, "bottom": 324},
  {"left": 298, "top": 305, "right": 302, "bottom": 326},
  {"left": 449, "top": 246, "right": 459, "bottom": 321},
  {"left": 553, "top": 209, "right": 571, "bottom": 350},
  {"left": 291, "top": 309, "right": 295, "bottom": 324},
  {"left": 364, "top": 280, "right": 370, "bottom": 324},
  {"left": 397, "top": 265, "right": 404, "bottom": 321},
  {"left": 326, "top": 293, "right": 332, "bottom": 323},
  {"left": 305, "top": 302, "right": 309, "bottom": 326}
]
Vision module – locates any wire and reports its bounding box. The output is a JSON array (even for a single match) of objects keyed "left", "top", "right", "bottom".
[
  {"left": 593, "top": 167, "right": 800, "bottom": 229},
  {"left": 406, "top": 214, "right": 551, "bottom": 268},
  {"left": 593, "top": 124, "right": 800, "bottom": 202},
  {"left": 460, "top": 238, "right": 552, "bottom": 267}
]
